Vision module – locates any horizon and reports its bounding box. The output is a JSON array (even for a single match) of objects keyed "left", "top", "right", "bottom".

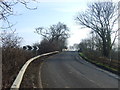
[{"left": 2, "top": 0, "right": 119, "bottom": 47}]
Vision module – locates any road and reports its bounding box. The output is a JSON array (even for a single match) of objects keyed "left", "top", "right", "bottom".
[{"left": 41, "top": 51, "right": 119, "bottom": 88}]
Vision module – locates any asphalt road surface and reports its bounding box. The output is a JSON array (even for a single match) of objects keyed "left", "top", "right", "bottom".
[{"left": 41, "top": 51, "right": 119, "bottom": 88}]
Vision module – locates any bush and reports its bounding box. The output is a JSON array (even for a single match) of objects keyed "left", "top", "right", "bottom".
[{"left": 2, "top": 47, "right": 35, "bottom": 89}]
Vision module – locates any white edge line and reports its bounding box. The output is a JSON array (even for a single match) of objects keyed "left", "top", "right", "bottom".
[
  {"left": 39, "top": 62, "right": 44, "bottom": 88},
  {"left": 10, "top": 51, "right": 59, "bottom": 89},
  {"left": 78, "top": 54, "right": 120, "bottom": 80}
]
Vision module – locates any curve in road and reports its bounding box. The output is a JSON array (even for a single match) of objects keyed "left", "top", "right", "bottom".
[{"left": 41, "top": 51, "right": 118, "bottom": 88}]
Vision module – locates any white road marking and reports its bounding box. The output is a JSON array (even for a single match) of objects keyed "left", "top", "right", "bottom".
[
  {"left": 78, "top": 55, "right": 120, "bottom": 80},
  {"left": 10, "top": 51, "right": 59, "bottom": 89}
]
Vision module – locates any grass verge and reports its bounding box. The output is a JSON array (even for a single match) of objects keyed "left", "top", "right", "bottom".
[{"left": 79, "top": 52, "right": 119, "bottom": 75}]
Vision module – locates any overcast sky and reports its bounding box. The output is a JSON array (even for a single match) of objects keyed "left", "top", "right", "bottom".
[{"left": 5, "top": 0, "right": 119, "bottom": 46}]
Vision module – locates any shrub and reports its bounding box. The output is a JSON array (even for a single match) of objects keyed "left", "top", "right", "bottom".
[{"left": 2, "top": 47, "right": 35, "bottom": 89}]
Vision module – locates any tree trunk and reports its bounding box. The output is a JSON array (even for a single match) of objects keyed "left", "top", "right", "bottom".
[
  {"left": 102, "top": 40, "right": 108, "bottom": 57},
  {"left": 102, "top": 35, "right": 111, "bottom": 58}
]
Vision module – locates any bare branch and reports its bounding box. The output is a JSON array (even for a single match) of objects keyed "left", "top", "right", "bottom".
[
  {"left": 0, "top": 0, "right": 37, "bottom": 29},
  {"left": 75, "top": 1, "right": 118, "bottom": 57}
]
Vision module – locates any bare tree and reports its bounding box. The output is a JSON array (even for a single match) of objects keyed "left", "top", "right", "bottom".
[
  {"left": 90, "top": 31, "right": 102, "bottom": 52},
  {"left": 76, "top": 1, "right": 119, "bottom": 57},
  {"left": 35, "top": 22, "right": 69, "bottom": 41},
  {"left": 35, "top": 22, "right": 69, "bottom": 51},
  {"left": 0, "top": 30, "right": 22, "bottom": 48},
  {"left": 0, "top": 0, "right": 37, "bottom": 28}
]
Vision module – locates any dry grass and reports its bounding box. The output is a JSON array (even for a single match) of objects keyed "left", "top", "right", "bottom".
[{"left": 81, "top": 51, "right": 119, "bottom": 72}]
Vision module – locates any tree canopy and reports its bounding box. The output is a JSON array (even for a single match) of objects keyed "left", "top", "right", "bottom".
[
  {"left": 76, "top": 1, "right": 119, "bottom": 57},
  {"left": 35, "top": 22, "right": 70, "bottom": 51}
]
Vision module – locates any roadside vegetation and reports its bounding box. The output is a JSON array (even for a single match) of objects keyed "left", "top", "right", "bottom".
[
  {"left": 1, "top": 30, "right": 35, "bottom": 89},
  {"left": 34, "top": 22, "right": 69, "bottom": 54},
  {"left": 75, "top": 1, "right": 120, "bottom": 75},
  {"left": 79, "top": 52, "right": 119, "bottom": 74},
  {"left": 0, "top": 1, "right": 38, "bottom": 89}
]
